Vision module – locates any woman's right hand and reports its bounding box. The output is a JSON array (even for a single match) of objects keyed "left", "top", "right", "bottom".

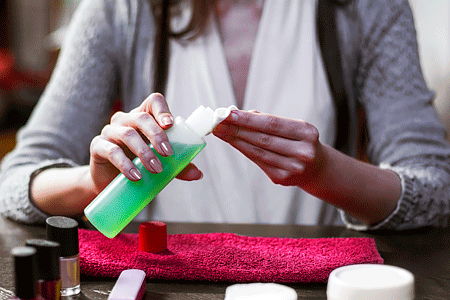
[{"left": 89, "top": 93, "right": 203, "bottom": 195}]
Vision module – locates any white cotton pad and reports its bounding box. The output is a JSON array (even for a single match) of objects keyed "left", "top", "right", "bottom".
[
  {"left": 224, "top": 282, "right": 298, "bottom": 300},
  {"left": 327, "top": 264, "right": 415, "bottom": 300},
  {"left": 185, "top": 105, "right": 237, "bottom": 138}
]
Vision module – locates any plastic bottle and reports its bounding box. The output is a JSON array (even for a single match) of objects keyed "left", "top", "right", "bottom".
[{"left": 84, "top": 105, "right": 234, "bottom": 238}]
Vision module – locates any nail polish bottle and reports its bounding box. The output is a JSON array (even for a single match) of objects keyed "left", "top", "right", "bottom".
[
  {"left": 84, "top": 105, "right": 235, "bottom": 238},
  {"left": 46, "top": 216, "right": 80, "bottom": 297},
  {"left": 25, "top": 239, "right": 61, "bottom": 300},
  {"left": 9, "top": 246, "right": 41, "bottom": 300}
]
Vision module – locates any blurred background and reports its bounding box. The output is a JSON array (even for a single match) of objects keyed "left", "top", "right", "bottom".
[
  {"left": 0, "top": 0, "right": 80, "bottom": 158},
  {"left": 0, "top": 0, "right": 448, "bottom": 160}
]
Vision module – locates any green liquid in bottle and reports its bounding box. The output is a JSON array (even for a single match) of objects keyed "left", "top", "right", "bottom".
[{"left": 84, "top": 141, "right": 205, "bottom": 238}]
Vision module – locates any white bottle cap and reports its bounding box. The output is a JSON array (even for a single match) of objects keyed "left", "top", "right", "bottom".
[
  {"left": 185, "top": 105, "right": 215, "bottom": 138},
  {"left": 327, "top": 264, "right": 415, "bottom": 300},
  {"left": 224, "top": 282, "right": 298, "bottom": 300}
]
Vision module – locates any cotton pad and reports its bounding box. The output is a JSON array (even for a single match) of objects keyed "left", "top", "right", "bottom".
[{"left": 224, "top": 282, "right": 298, "bottom": 300}]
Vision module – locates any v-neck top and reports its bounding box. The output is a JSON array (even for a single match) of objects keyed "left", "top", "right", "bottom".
[
  {"left": 215, "top": 0, "right": 264, "bottom": 108},
  {"left": 152, "top": 0, "right": 338, "bottom": 225}
]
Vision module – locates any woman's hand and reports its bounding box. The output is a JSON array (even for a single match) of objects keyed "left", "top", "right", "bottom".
[
  {"left": 89, "top": 93, "right": 202, "bottom": 194},
  {"left": 213, "top": 110, "right": 325, "bottom": 188},
  {"left": 213, "top": 109, "right": 401, "bottom": 225}
]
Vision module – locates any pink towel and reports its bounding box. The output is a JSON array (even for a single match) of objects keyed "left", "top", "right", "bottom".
[{"left": 79, "top": 229, "right": 383, "bottom": 283}]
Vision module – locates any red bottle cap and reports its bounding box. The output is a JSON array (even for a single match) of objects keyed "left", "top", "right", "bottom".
[{"left": 138, "top": 221, "right": 167, "bottom": 253}]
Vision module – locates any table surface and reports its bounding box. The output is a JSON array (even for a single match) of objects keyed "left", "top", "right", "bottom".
[{"left": 1, "top": 217, "right": 450, "bottom": 300}]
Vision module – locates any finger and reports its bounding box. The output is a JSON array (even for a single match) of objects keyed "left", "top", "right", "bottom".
[
  {"left": 110, "top": 111, "right": 173, "bottom": 157},
  {"left": 225, "top": 110, "right": 319, "bottom": 141},
  {"left": 175, "top": 163, "right": 203, "bottom": 181},
  {"left": 90, "top": 136, "right": 143, "bottom": 181},
  {"left": 214, "top": 123, "right": 316, "bottom": 161},
  {"left": 137, "top": 93, "right": 174, "bottom": 129},
  {"left": 252, "top": 159, "right": 298, "bottom": 186},
  {"left": 100, "top": 125, "right": 163, "bottom": 173},
  {"left": 215, "top": 133, "right": 305, "bottom": 174}
]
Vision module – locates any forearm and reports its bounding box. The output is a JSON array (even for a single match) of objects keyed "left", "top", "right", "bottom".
[
  {"left": 301, "top": 144, "right": 401, "bottom": 226},
  {"left": 30, "top": 166, "right": 97, "bottom": 217}
]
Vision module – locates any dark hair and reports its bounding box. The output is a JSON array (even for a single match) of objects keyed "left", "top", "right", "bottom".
[{"left": 149, "top": 0, "right": 216, "bottom": 93}]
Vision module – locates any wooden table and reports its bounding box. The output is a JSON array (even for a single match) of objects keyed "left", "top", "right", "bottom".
[{"left": 1, "top": 216, "right": 450, "bottom": 299}]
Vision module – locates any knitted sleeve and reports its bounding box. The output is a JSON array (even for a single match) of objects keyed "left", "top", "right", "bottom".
[
  {"left": 343, "top": 0, "right": 450, "bottom": 230},
  {"left": 0, "top": 0, "right": 122, "bottom": 224}
]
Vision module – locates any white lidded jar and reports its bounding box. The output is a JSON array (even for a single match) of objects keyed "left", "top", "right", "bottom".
[{"left": 327, "top": 264, "right": 415, "bottom": 300}]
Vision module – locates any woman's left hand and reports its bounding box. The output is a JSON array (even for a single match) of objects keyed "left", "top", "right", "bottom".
[{"left": 213, "top": 110, "right": 325, "bottom": 187}]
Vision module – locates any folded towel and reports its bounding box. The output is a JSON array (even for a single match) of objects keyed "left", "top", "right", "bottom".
[{"left": 79, "top": 229, "right": 383, "bottom": 283}]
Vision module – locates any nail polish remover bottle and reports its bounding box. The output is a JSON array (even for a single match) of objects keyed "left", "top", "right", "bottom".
[
  {"left": 46, "top": 217, "right": 80, "bottom": 297},
  {"left": 84, "top": 105, "right": 233, "bottom": 238}
]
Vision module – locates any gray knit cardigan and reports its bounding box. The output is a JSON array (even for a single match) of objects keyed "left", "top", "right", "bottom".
[{"left": 1, "top": 0, "right": 450, "bottom": 230}]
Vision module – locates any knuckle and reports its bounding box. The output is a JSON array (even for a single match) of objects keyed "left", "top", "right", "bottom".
[
  {"left": 144, "top": 93, "right": 167, "bottom": 111},
  {"left": 90, "top": 136, "right": 102, "bottom": 153},
  {"left": 258, "top": 134, "right": 271, "bottom": 148},
  {"left": 266, "top": 116, "right": 280, "bottom": 132},
  {"left": 291, "top": 162, "right": 305, "bottom": 174},
  {"left": 251, "top": 146, "right": 267, "bottom": 161},
  {"left": 231, "top": 125, "right": 240, "bottom": 139},
  {"left": 106, "top": 144, "right": 122, "bottom": 159},
  {"left": 121, "top": 127, "right": 138, "bottom": 140},
  {"left": 100, "top": 124, "right": 113, "bottom": 137},
  {"left": 137, "top": 147, "right": 154, "bottom": 160},
  {"left": 136, "top": 111, "right": 152, "bottom": 123},
  {"left": 150, "top": 129, "right": 166, "bottom": 142},
  {"left": 271, "top": 171, "right": 290, "bottom": 185},
  {"left": 240, "top": 112, "right": 251, "bottom": 125},
  {"left": 150, "top": 92, "right": 164, "bottom": 101},
  {"left": 110, "top": 111, "right": 125, "bottom": 124},
  {"left": 301, "top": 145, "right": 316, "bottom": 162},
  {"left": 115, "top": 159, "right": 128, "bottom": 171}
]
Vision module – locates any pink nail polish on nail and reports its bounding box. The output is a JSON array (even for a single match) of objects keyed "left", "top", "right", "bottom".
[
  {"left": 161, "top": 141, "right": 174, "bottom": 156},
  {"left": 161, "top": 116, "right": 173, "bottom": 126},
  {"left": 230, "top": 111, "right": 239, "bottom": 122},
  {"left": 130, "top": 169, "right": 142, "bottom": 180},
  {"left": 150, "top": 159, "right": 163, "bottom": 173}
]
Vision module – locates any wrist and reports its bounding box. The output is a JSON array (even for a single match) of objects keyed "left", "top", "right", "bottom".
[
  {"left": 301, "top": 144, "right": 401, "bottom": 225},
  {"left": 31, "top": 166, "right": 98, "bottom": 216},
  {"left": 77, "top": 166, "right": 99, "bottom": 203}
]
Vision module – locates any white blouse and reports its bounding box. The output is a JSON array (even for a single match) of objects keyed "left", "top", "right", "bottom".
[{"left": 141, "top": 0, "right": 338, "bottom": 225}]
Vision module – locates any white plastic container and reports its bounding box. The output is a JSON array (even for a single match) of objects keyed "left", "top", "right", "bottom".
[{"left": 327, "top": 264, "right": 415, "bottom": 300}]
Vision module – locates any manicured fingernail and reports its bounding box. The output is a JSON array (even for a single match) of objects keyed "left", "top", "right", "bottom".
[
  {"left": 161, "top": 116, "right": 173, "bottom": 126},
  {"left": 130, "top": 168, "right": 142, "bottom": 180},
  {"left": 230, "top": 111, "right": 239, "bottom": 122},
  {"left": 160, "top": 141, "right": 174, "bottom": 156},
  {"left": 150, "top": 158, "right": 163, "bottom": 173}
]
